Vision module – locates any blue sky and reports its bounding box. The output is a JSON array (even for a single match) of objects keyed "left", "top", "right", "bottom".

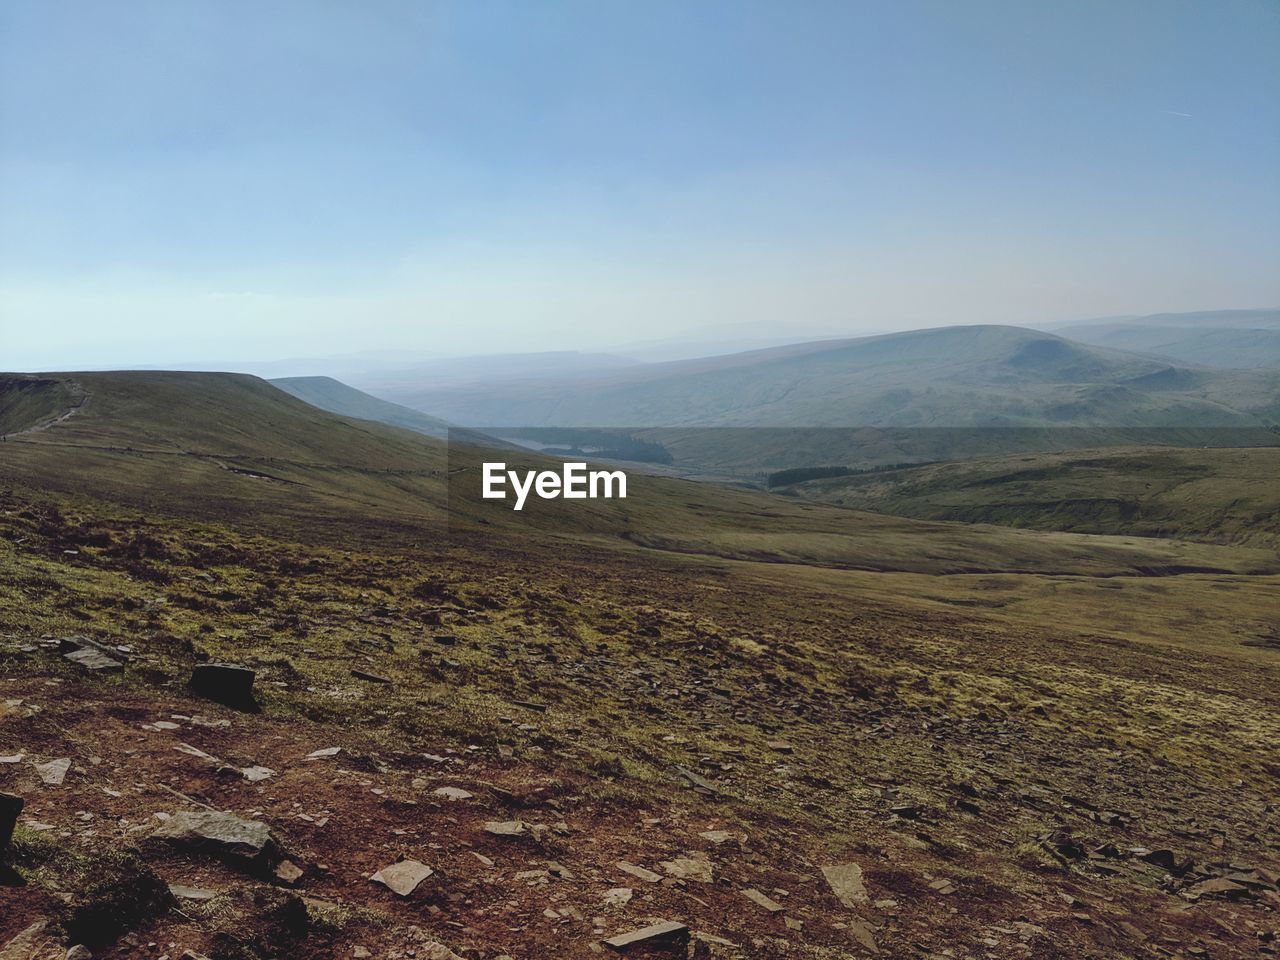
[{"left": 2, "top": 0, "right": 1278, "bottom": 368}]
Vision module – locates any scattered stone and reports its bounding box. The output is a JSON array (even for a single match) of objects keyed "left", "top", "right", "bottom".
[
  {"left": 242, "top": 765, "right": 276, "bottom": 782},
  {"left": 675, "top": 765, "right": 718, "bottom": 793},
  {"left": 767, "top": 740, "right": 794, "bottom": 753},
  {"left": 928, "top": 878, "right": 957, "bottom": 895},
  {"left": 275, "top": 859, "right": 304, "bottom": 885},
  {"left": 34, "top": 757, "right": 71, "bottom": 785},
  {"left": 743, "top": 888, "right": 785, "bottom": 913},
  {"left": 371, "top": 858, "right": 434, "bottom": 897},
  {"left": 351, "top": 669, "right": 392, "bottom": 684},
  {"left": 660, "top": 853, "right": 713, "bottom": 883},
  {"left": 1187, "top": 878, "right": 1249, "bottom": 900},
  {"left": 484, "top": 820, "right": 527, "bottom": 837},
  {"left": 603, "top": 887, "right": 633, "bottom": 906},
  {"left": 175, "top": 742, "right": 222, "bottom": 765},
  {"left": 168, "top": 883, "right": 218, "bottom": 901},
  {"left": 698, "top": 829, "right": 734, "bottom": 844},
  {"left": 847, "top": 918, "right": 879, "bottom": 953},
  {"left": 305, "top": 747, "right": 342, "bottom": 760},
  {"left": 822, "top": 861, "right": 869, "bottom": 907},
  {"left": 1138, "top": 848, "right": 1178, "bottom": 871},
  {"left": 433, "top": 786, "right": 474, "bottom": 800},
  {"left": 1042, "top": 829, "right": 1085, "bottom": 861},
  {"left": 615, "top": 860, "right": 662, "bottom": 883},
  {"left": 353, "top": 949, "right": 371, "bottom": 959},
  {"left": 889, "top": 804, "right": 918, "bottom": 820},
  {"left": 151, "top": 810, "right": 277, "bottom": 868},
  {"left": 0, "top": 922, "right": 53, "bottom": 959},
  {"left": 63, "top": 645, "right": 123, "bottom": 676},
  {"left": 65, "top": 946, "right": 92, "bottom": 960},
  {"left": 189, "top": 663, "right": 257, "bottom": 710},
  {"left": 0, "top": 754, "right": 22, "bottom": 764},
  {"left": 0, "top": 791, "right": 24, "bottom": 852},
  {"left": 603, "top": 920, "right": 689, "bottom": 952}
]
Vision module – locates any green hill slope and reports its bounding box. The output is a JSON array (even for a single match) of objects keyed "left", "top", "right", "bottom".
[
  {"left": 0, "top": 374, "right": 83, "bottom": 434},
  {"left": 270, "top": 375, "right": 454, "bottom": 438},
  {"left": 3, "top": 370, "right": 1275, "bottom": 575},
  {"left": 783, "top": 445, "right": 1280, "bottom": 547}
]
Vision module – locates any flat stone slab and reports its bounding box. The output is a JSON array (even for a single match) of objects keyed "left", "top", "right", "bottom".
[
  {"left": 168, "top": 883, "right": 218, "bottom": 901},
  {"left": 33, "top": 758, "right": 71, "bottom": 786},
  {"left": 615, "top": 860, "right": 662, "bottom": 883},
  {"left": 603, "top": 920, "right": 689, "bottom": 951},
  {"left": 660, "top": 853, "right": 713, "bottom": 882},
  {"left": 63, "top": 646, "right": 123, "bottom": 675},
  {"left": 483, "top": 819, "right": 526, "bottom": 837},
  {"left": 0, "top": 921, "right": 56, "bottom": 960},
  {"left": 433, "top": 786, "right": 473, "bottom": 800},
  {"left": 152, "top": 810, "right": 275, "bottom": 865},
  {"left": 370, "top": 859, "right": 434, "bottom": 896},
  {"left": 743, "top": 888, "right": 785, "bottom": 913},
  {"left": 821, "top": 861, "right": 869, "bottom": 907}
]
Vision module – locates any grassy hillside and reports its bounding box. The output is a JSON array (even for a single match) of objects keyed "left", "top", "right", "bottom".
[
  {"left": 0, "top": 375, "right": 82, "bottom": 434},
  {"left": 3, "top": 368, "right": 1279, "bottom": 958},
  {"left": 270, "top": 375, "right": 455, "bottom": 438},
  {"left": 375, "top": 325, "right": 1280, "bottom": 431},
  {"left": 0, "top": 371, "right": 453, "bottom": 546},
  {"left": 783, "top": 445, "right": 1280, "bottom": 547},
  {"left": 4, "top": 371, "right": 1276, "bottom": 577}
]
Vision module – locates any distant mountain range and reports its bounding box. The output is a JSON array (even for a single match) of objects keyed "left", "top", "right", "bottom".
[
  {"left": 369, "top": 324, "right": 1280, "bottom": 431},
  {"left": 1043, "top": 309, "right": 1280, "bottom": 369}
]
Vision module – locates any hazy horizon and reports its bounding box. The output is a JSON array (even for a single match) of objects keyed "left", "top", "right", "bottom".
[{"left": 4, "top": 1, "right": 1279, "bottom": 371}]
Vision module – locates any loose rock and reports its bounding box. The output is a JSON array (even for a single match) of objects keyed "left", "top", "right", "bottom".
[
  {"left": 371, "top": 859, "right": 434, "bottom": 897},
  {"left": 484, "top": 819, "right": 527, "bottom": 837},
  {"left": 822, "top": 861, "right": 869, "bottom": 907},
  {"left": 603, "top": 920, "right": 689, "bottom": 952},
  {"left": 615, "top": 860, "right": 662, "bottom": 883},
  {"left": 659, "top": 853, "right": 713, "bottom": 882},
  {"left": 189, "top": 662, "right": 257, "bottom": 710},
  {"left": 151, "top": 810, "right": 277, "bottom": 868},
  {"left": 743, "top": 888, "right": 785, "bottom": 913},
  {"left": 434, "top": 786, "right": 474, "bottom": 800},
  {"left": 34, "top": 757, "right": 72, "bottom": 786}
]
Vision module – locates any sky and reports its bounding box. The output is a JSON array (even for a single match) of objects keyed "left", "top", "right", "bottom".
[{"left": 2, "top": 0, "right": 1279, "bottom": 370}]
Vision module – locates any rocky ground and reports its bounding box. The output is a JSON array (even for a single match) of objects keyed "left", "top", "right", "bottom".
[{"left": 2, "top": 489, "right": 1278, "bottom": 959}]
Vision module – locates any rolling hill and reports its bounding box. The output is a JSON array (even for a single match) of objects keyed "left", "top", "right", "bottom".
[
  {"left": 779, "top": 445, "right": 1280, "bottom": 547},
  {"left": 270, "top": 375, "right": 454, "bottom": 439},
  {"left": 1047, "top": 310, "right": 1280, "bottom": 369},
  {"left": 4, "top": 368, "right": 1280, "bottom": 959},
  {"left": 3, "top": 370, "right": 1275, "bottom": 577},
  {"left": 374, "top": 324, "right": 1280, "bottom": 430}
]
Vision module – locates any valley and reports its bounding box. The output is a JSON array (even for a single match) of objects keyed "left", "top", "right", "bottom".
[{"left": 1, "top": 369, "right": 1278, "bottom": 959}]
